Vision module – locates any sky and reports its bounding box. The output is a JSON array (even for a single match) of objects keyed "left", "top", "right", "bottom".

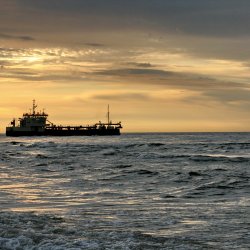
[{"left": 1, "top": 0, "right": 250, "bottom": 132}]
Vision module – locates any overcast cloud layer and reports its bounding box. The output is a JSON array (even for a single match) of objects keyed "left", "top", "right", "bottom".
[
  {"left": 1, "top": 0, "right": 250, "bottom": 60},
  {"left": 2, "top": 1, "right": 250, "bottom": 36}
]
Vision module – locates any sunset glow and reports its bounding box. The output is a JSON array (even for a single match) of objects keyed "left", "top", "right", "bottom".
[{"left": 1, "top": 1, "right": 250, "bottom": 132}]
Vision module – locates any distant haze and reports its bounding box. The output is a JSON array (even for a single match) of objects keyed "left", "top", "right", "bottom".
[{"left": 1, "top": 0, "right": 250, "bottom": 132}]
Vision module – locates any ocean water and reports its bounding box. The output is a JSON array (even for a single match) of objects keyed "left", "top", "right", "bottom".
[{"left": 0, "top": 133, "right": 249, "bottom": 250}]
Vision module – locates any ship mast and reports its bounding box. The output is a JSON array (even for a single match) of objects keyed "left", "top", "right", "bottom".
[
  {"left": 107, "top": 104, "right": 110, "bottom": 124},
  {"left": 32, "top": 99, "right": 37, "bottom": 115}
]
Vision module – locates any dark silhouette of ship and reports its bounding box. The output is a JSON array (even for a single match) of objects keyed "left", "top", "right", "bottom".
[{"left": 6, "top": 100, "right": 122, "bottom": 136}]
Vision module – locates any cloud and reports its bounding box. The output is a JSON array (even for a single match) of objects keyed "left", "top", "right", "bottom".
[
  {"left": 0, "top": 70, "right": 87, "bottom": 82},
  {"left": 7, "top": 0, "right": 250, "bottom": 38},
  {"left": 96, "top": 68, "right": 173, "bottom": 77},
  {"left": 203, "top": 88, "right": 250, "bottom": 104},
  {"left": 84, "top": 43, "right": 105, "bottom": 47},
  {"left": 91, "top": 92, "right": 151, "bottom": 101},
  {"left": 124, "top": 62, "right": 153, "bottom": 68},
  {"left": 0, "top": 44, "right": 248, "bottom": 99},
  {"left": 0, "top": 33, "right": 35, "bottom": 41},
  {"left": 1, "top": 0, "right": 250, "bottom": 62}
]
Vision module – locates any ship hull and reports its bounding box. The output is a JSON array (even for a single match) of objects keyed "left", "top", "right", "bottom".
[{"left": 6, "top": 128, "right": 121, "bottom": 137}]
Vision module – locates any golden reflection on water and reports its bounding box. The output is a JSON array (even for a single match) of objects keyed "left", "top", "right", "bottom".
[{"left": 0, "top": 183, "right": 31, "bottom": 189}]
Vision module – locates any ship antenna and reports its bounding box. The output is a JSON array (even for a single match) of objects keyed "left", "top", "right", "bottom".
[{"left": 32, "top": 99, "right": 37, "bottom": 115}]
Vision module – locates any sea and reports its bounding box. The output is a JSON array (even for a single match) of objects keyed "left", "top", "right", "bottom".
[{"left": 0, "top": 133, "right": 249, "bottom": 250}]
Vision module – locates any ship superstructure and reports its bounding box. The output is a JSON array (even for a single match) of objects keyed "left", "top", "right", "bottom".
[{"left": 6, "top": 100, "right": 122, "bottom": 136}]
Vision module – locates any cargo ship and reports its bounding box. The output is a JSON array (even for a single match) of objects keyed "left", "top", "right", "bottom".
[{"left": 6, "top": 100, "right": 122, "bottom": 136}]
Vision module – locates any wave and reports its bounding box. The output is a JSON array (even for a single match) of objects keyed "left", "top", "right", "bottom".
[
  {"left": 0, "top": 211, "right": 192, "bottom": 250},
  {"left": 123, "top": 169, "right": 159, "bottom": 176},
  {"left": 195, "top": 179, "right": 244, "bottom": 192},
  {"left": 190, "top": 154, "right": 250, "bottom": 163},
  {"left": 188, "top": 171, "right": 202, "bottom": 177},
  {"left": 148, "top": 142, "right": 165, "bottom": 147},
  {"left": 143, "top": 153, "right": 250, "bottom": 163},
  {"left": 124, "top": 143, "right": 145, "bottom": 148},
  {"left": 115, "top": 164, "right": 132, "bottom": 169},
  {"left": 35, "top": 154, "right": 50, "bottom": 159},
  {"left": 103, "top": 150, "right": 117, "bottom": 156}
]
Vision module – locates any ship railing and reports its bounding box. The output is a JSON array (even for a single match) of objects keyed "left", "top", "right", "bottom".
[
  {"left": 23, "top": 112, "right": 48, "bottom": 117},
  {"left": 45, "top": 125, "right": 97, "bottom": 131},
  {"left": 45, "top": 122, "right": 122, "bottom": 131},
  {"left": 95, "top": 122, "right": 122, "bottom": 128}
]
